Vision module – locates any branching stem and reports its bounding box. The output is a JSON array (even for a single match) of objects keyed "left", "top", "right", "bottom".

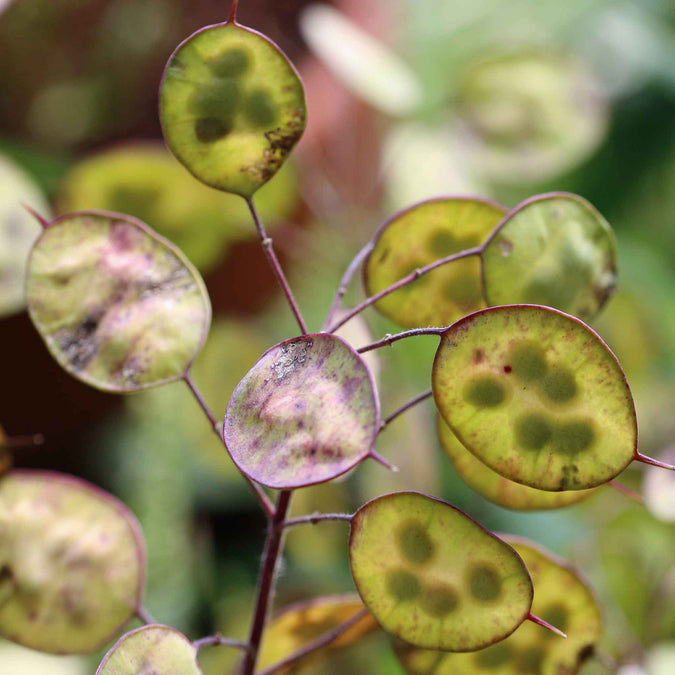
[
  {"left": 380, "top": 389, "right": 433, "bottom": 431},
  {"left": 193, "top": 633, "right": 250, "bottom": 651},
  {"left": 239, "top": 490, "right": 293, "bottom": 675},
  {"left": 326, "top": 245, "right": 483, "bottom": 333},
  {"left": 257, "top": 608, "right": 370, "bottom": 675},
  {"left": 322, "top": 240, "right": 375, "bottom": 330},
  {"left": 136, "top": 606, "right": 156, "bottom": 625},
  {"left": 280, "top": 512, "right": 353, "bottom": 530},
  {"left": 357, "top": 327, "right": 444, "bottom": 354},
  {"left": 245, "top": 198, "right": 308, "bottom": 335},
  {"left": 183, "top": 373, "right": 275, "bottom": 519}
]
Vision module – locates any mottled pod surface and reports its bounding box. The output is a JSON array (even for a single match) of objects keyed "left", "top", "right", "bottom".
[
  {"left": 395, "top": 536, "right": 602, "bottom": 674},
  {"left": 0, "top": 471, "right": 145, "bottom": 654},
  {"left": 349, "top": 492, "right": 533, "bottom": 651},
  {"left": 481, "top": 193, "right": 617, "bottom": 321},
  {"left": 258, "top": 595, "right": 378, "bottom": 672},
  {"left": 96, "top": 625, "right": 202, "bottom": 675},
  {"left": 437, "top": 416, "right": 596, "bottom": 510},
  {"left": 364, "top": 197, "right": 506, "bottom": 328},
  {"left": 160, "top": 20, "right": 306, "bottom": 197},
  {"left": 26, "top": 211, "right": 211, "bottom": 392},
  {"left": 224, "top": 334, "right": 380, "bottom": 489},
  {"left": 432, "top": 305, "right": 637, "bottom": 491}
]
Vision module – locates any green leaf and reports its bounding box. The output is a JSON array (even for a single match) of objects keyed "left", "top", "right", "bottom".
[
  {"left": 364, "top": 197, "right": 506, "bottom": 328},
  {"left": 258, "top": 595, "right": 378, "bottom": 673},
  {"left": 57, "top": 143, "right": 298, "bottom": 272},
  {"left": 395, "top": 536, "right": 602, "bottom": 674},
  {"left": 26, "top": 211, "right": 211, "bottom": 392},
  {"left": 349, "top": 491, "right": 533, "bottom": 651},
  {"left": 481, "top": 193, "right": 617, "bottom": 321},
  {"left": 224, "top": 334, "right": 380, "bottom": 489},
  {"left": 0, "top": 470, "right": 145, "bottom": 654},
  {"left": 96, "top": 625, "right": 202, "bottom": 675},
  {"left": 0, "top": 154, "right": 50, "bottom": 317},
  {"left": 437, "top": 416, "right": 596, "bottom": 511},
  {"left": 160, "top": 19, "right": 306, "bottom": 197},
  {"left": 432, "top": 305, "right": 637, "bottom": 491}
]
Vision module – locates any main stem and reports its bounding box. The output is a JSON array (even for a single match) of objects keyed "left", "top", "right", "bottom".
[
  {"left": 239, "top": 490, "right": 293, "bottom": 675},
  {"left": 246, "top": 198, "right": 308, "bottom": 335}
]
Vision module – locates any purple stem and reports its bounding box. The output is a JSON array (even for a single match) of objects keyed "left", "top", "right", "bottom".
[
  {"left": 326, "top": 245, "right": 483, "bottom": 333},
  {"left": 239, "top": 490, "right": 293, "bottom": 675},
  {"left": 607, "top": 480, "right": 643, "bottom": 503},
  {"left": 280, "top": 512, "right": 353, "bottom": 530},
  {"left": 322, "top": 240, "right": 375, "bottom": 331},
  {"left": 193, "top": 633, "right": 250, "bottom": 651},
  {"left": 257, "top": 608, "right": 370, "bottom": 675},
  {"left": 528, "top": 612, "right": 567, "bottom": 638},
  {"left": 183, "top": 373, "right": 275, "bottom": 519},
  {"left": 357, "top": 327, "right": 444, "bottom": 354},
  {"left": 228, "top": 0, "right": 239, "bottom": 23},
  {"left": 136, "top": 605, "right": 156, "bottom": 625},
  {"left": 635, "top": 451, "right": 675, "bottom": 471},
  {"left": 245, "top": 198, "right": 309, "bottom": 335},
  {"left": 380, "top": 389, "right": 433, "bottom": 431}
]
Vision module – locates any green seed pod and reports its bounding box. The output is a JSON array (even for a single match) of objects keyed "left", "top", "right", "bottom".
[
  {"left": 26, "top": 211, "right": 211, "bottom": 392},
  {"left": 394, "top": 536, "right": 602, "bottom": 674},
  {"left": 0, "top": 470, "right": 145, "bottom": 654},
  {"left": 432, "top": 305, "right": 637, "bottom": 491},
  {"left": 481, "top": 193, "right": 617, "bottom": 321},
  {"left": 159, "top": 18, "right": 306, "bottom": 197},
  {"left": 364, "top": 197, "right": 506, "bottom": 328},
  {"left": 96, "top": 625, "right": 202, "bottom": 675},
  {"left": 349, "top": 491, "right": 533, "bottom": 651},
  {"left": 224, "top": 334, "right": 380, "bottom": 489},
  {"left": 437, "top": 416, "right": 596, "bottom": 510}
]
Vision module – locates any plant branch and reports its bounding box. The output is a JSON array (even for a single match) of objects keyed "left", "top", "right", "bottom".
[
  {"left": 257, "top": 608, "right": 370, "bottom": 675},
  {"left": 326, "top": 245, "right": 483, "bottom": 332},
  {"left": 1, "top": 432, "right": 45, "bottom": 448},
  {"left": 228, "top": 0, "right": 239, "bottom": 23},
  {"left": 183, "top": 373, "right": 275, "bottom": 519},
  {"left": 136, "top": 605, "right": 156, "bottom": 625},
  {"left": 193, "top": 633, "right": 250, "bottom": 651},
  {"left": 280, "top": 512, "right": 353, "bottom": 530},
  {"left": 245, "top": 198, "right": 308, "bottom": 335},
  {"left": 380, "top": 389, "right": 433, "bottom": 431},
  {"left": 607, "top": 480, "right": 643, "bottom": 503},
  {"left": 357, "top": 327, "right": 444, "bottom": 354},
  {"left": 322, "top": 240, "right": 375, "bottom": 331},
  {"left": 239, "top": 490, "right": 293, "bottom": 675}
]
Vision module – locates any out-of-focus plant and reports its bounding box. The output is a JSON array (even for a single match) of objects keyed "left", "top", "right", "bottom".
[{"left": 2, "top": 1, "right": 675, "bottom": 674}]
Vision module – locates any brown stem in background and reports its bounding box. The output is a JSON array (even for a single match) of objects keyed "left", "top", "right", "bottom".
[
  {"left": 246, "top": 198, "right": 309, "bottom": 335},
  {"left": 239, "top": 490, "right": 293, "bottom": 675},
  {"left": 257, "top": 608, "right": 370, "bottom": 675},
  {"left": 322, "top": 240, "right": 375, "bottom": 331},
  {"left": 183, "top": 373, "right": 275, "bottom": 519},
  {"left": 327, "top": 245, "right": 483, "bottom": 333},
  {"left": 357, "top": 327, "right": 444, "bottom": 354}
]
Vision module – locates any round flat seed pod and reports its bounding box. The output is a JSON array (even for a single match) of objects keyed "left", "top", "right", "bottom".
[
  {"left": 482, "top": 193, "right": 617, "bottom": 321},
  {"left": 223, "top": 334, "right": 380, "bottom": 489},
  {"left": 0, "top": 154, "right": 50, "bottom": 317},
  {"left": 0, "top": 470, "right": 145, "bottom": 654},
  {"left": 26, "top": 211, "right": 211, "bottom": 392},
  {"left": 364, "top": 197, "right": 506, "bottom": 328},
  {"left": 349, "top": 491, "right": 533, "bottom": 651},
  {"left": 258, "top": 595, "right": 378, "bottom": 673},
  {"left": 454, "top": 51, "right": 608, "bottom": 183},
  {"left": 437, "top": 416, "right": 596, "bottom": 510},
  {"left": 96, "top": 625, "right": 202, "bottom": 675},
  {"left": 394, "top": 536, "right": 602, "bottom": 674},
  {"left": 57, "top": 143, "right": 298, "bottom": 272},
  {"left": 160, "top": 19, "right": 307, "bottom": 197},
  {"left": 432, "top": 305, "right": 637, "bottom": 491}
]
